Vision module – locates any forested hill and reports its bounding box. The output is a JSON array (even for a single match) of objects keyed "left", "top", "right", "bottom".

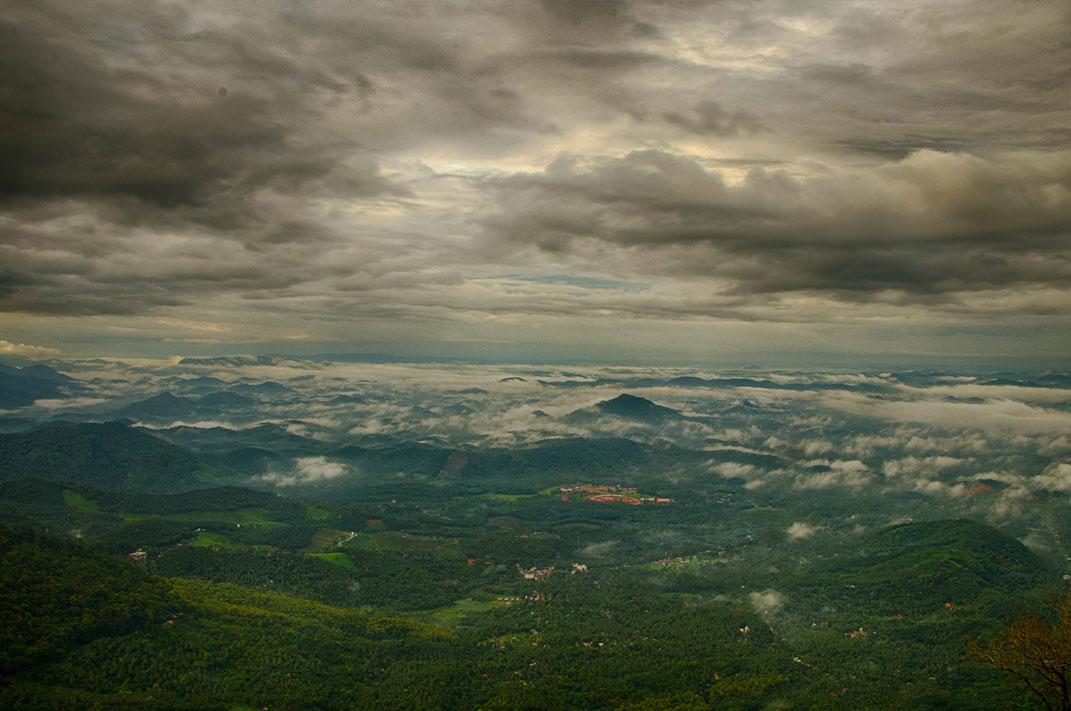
[
  {"left": 0, "top": 499, "right": 1061, "bottom": 710},
  {"left": 0, "top": 422, "right": 215, "bottom": 492},
  {"left": 0, "top": 525, "right": 179, "bottom": 677},
  {"left": 861, "top": 519, "right": 1049, "bottom": 593},
  {"left": 796, "top": 519, "right": 1054, "bottom": 616},
  {"left": 0, "top": 524, "right": 451, "bottom": 710},
  {"left": 0, "top": 364, "right": 72, "bottom": 409}
]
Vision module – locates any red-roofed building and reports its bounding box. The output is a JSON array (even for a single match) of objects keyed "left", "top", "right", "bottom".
[{"left": 588, "top": 494, "right": 642, "bottom": 505}]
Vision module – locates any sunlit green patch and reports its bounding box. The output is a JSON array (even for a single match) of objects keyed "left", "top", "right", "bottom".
[
  {"left": 169, "top": 577, "right": 449, "bottom": 639},
  {"left": 62, "top": 489, "right": 99, "bottom": 512},
  {"left": 421, "top": 597, "right": 504, "bottom": 626},
  {"left": 121, "top": 508, "right": 286, "bottom": 528},
  {"left": 483, "top": 493, "right": 533, "bottom": 503},
  {"left": 553, "top": 522, "right": 605, "bottom": 534},
  {"left": 311, "top": 552, "right": 355, "bottom": 570},
  {"left": 304, "top": 504, "right": 331, "bottom": 522},
  {"left": 192, "top": 531, "right": 231, "bottom": 548},
  {"left": 307, "top": 528, "right": 347, "bottom": 551}
]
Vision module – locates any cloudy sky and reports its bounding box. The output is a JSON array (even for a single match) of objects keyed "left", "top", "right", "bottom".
[{"left": 2, "top": 0, "right": 1069, "bottom": 364}]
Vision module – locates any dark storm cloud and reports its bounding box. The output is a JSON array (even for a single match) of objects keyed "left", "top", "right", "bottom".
[
  {"left": 483, "top": 148, "right": 1071, "bottom": 301},
  {"left": 0, "top": 1, "right": 459, "bottom": 316},
  {"left": 0, "top": 0, "right": 655, "bottom": 210},
  {"left": 0, "top": 3, "right": 394, "bottom": 214}
]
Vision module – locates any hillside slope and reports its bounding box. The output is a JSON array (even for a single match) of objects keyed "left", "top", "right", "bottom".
[
  {"left": 811, "top": 519, "right": 1052, "bottom": 614},
  {"left": 0, "top": 525, "right": 449, "bottom": 710},
  {"left": 0, "top": 422, "right": 214, "bottom": 492}
]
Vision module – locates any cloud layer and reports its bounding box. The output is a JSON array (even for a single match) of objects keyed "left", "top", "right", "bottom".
[{"left": 2, "top": 0, "right": 1069, "bottom": 360}]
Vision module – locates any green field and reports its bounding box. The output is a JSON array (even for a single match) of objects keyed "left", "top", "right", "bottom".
[
  {"left": 311, "top": 551, "right": 356, "bottom": 570},
  {"left": 304, "top": 504, "right": 331, "bottom": 522},
  {"left": 121, "top": 508, "right": 288, "bottom": 528},
  {"left": 61, "top": 489, "right": 99, "bottom": 513},
  {"left": 420, "top": 597, "right": 504, "bottom": 626},
  {"left": 192, "top": 531, "right": 231, "bottom": 547}
]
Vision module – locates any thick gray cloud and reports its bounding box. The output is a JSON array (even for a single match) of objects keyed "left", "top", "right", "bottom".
[
  {"left": 662, "top": 101, "right": 766, "bottom": 137},
  {"left": 0, "top": 3, "right": 394, "bottom": 211},
  {"left": 482, "top": 148, "right": 1071, "bottom": 302},
  {"left": 0, "top": 0, "right": 1069, "bottom": 359}
]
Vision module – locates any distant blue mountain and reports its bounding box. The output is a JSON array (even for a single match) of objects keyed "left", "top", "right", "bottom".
[
  {"left": 114, "top": 392, "right": 198, "bottom": 420},
  {"left": 0, "top": 363, "right": 78, "bottom": 408},
  {"left": 563, "top": 393, "right": 683, "bottom": 424}
]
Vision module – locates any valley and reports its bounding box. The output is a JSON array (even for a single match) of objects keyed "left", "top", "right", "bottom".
[{"left": 1, "top": 357, "right": 1069, "bottom": 708}]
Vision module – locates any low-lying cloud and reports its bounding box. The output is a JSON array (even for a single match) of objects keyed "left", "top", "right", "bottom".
[
  {"left": 787, "top": 522, "right": 821, "bottom": 541},
  {"left": 258, "top": 456, "right": 348, "bottom": 487}
]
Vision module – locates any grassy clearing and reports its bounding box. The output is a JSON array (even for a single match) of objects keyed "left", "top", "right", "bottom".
[
  {"left": 307, "top": 528, "right": 346, "bottom": 552},
  {"left": 421, "top": 597, "right": 503, "bottom": 627},
  {"left": 304, "top": 504, "right": 331, "bottom": 522},
  {"left": 169, "top": 577, "right": 450, "bottom": 638},
  {"left": 121, "top": 508, "right": 287, "bottom": 528},
  {"left": 311, "top": 552, "right": 355, "bottom": 570},
  {"left": 486, "top": 493, "right": 533, "bottom": 503},
  {"left": 192, "top": 531, "right": 231, "bottom": 548},
  {"left": 62, "top": 489, "right": 99, "bottom": 512}
]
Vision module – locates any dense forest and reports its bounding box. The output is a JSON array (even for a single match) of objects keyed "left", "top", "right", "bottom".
[
  {"left": 1, "top": 362, "right": 1069, "bottom": 708},
  {"left": 1, "top": 476, "right": 1064, "bottom": 709}
]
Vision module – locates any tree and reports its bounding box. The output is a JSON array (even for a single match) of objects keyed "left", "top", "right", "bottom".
[{"left": 969, "top": 594, "right": 1071, "bottom": 711}]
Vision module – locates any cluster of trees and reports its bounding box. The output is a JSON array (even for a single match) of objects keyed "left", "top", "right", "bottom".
[
  {"left": 6, "top": 520, "right": 1069, "bottom": 709},
  {"left": 971, "top": 595, "right": 1071, "bottom": 711},
  {"left": 0, "top": 526, "right": 179, "bottom": 676},
  {"left": 1, "top": 449, "right": 1068, "bottom": 709},
  {"left": 9, "top": 526, "right": 1066, "bottom": 709},
  {"left": 0, "top": 422, "right": 208, "bottom": 492}
]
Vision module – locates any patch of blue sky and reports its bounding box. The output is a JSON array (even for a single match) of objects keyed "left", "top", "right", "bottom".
[{"left": 505, "top": 274, "right": 650, "bottom": 292}]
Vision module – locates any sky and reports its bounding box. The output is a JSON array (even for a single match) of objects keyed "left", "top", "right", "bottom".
[{"left": 1, "top": 0, "right": 1069, "bottom": 365}]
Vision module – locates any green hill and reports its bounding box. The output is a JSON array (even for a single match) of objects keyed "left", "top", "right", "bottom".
[
  {"left": 0, "top": 368, "right": 66, "bottom": 409},
  {"left": 0, "top": 525, "right": 449, "bottom": 710},
  {"left": 17, "top": 364, "right": 75, "bottom": 383},
  {"left": 813, "top": 519, "right": 1052, "bottom": 614},
  {"left": 595, "top": 393, "right": 683, "bottom": 421},
  {"left": 456, "top": 437, "right": 707, "bottom": 486},
  {"left": 564, "top": 393, "right": 683, "bottom": 425},
  {"left": 155, "top": 422, "right": 324, "bottom": 457},
  {"left": 0, "top": 525, "right": 179, "bottom": 675},
  {"left": 0, "top": 422, "right": 214, "bottom": 492},
  {"left": 113, "top": 391, "right": 199, "bottom": 420}
]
